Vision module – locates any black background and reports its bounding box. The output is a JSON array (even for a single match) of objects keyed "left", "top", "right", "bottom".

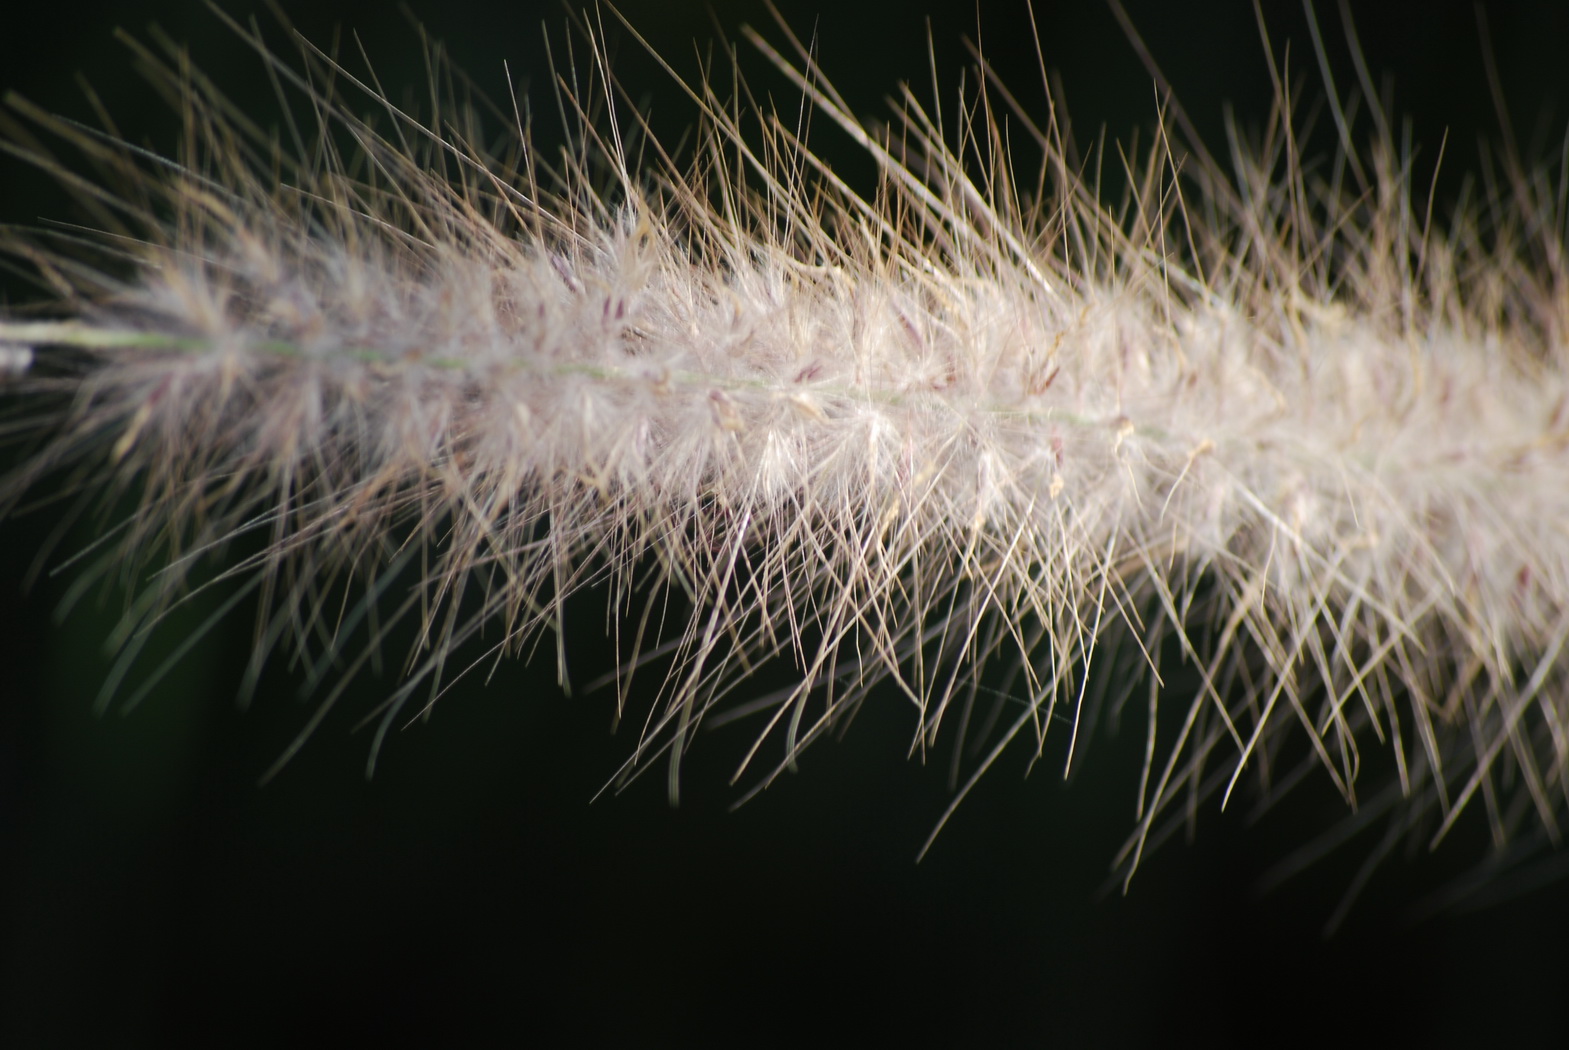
[{"left": 4, "top": 1, "right": 1569, "bottom": 1044}]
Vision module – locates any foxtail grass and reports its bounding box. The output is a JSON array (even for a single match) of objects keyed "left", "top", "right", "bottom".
[{"left": 3, "top": 3, "right": 1568, "bottom": 920}]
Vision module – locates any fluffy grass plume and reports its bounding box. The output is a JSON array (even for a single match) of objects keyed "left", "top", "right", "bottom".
[{"left": 3, "top": 0, "right": 1567, "bottom": 920}]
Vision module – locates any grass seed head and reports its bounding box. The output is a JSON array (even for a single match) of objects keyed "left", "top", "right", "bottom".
[{"left": 3, "top": 3, "right": 1568, "bottom": 923}]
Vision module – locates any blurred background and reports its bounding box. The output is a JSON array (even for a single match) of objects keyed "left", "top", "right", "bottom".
[{"left": 4, "top": 1, "right": 1568, "bottom": 1043}]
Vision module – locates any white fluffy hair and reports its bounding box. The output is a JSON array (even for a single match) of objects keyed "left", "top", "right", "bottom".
[{"left": 3, "top": 1, "right": 1567, "bottom": 920}]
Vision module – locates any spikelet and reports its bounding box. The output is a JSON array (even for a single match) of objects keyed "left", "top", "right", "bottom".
[{"left": 3, "top": 5, "right": 1568, "bottom": 916}]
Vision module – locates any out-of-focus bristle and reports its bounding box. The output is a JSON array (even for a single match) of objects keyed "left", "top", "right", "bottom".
[{"left": 3, "top": 7, "right": 1568, "bottom": 918}]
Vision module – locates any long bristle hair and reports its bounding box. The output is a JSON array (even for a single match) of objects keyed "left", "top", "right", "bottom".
[{"left": 3, "top": 1, "right": 1568, "bottom": 921}]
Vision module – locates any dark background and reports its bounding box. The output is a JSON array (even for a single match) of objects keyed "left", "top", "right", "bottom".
[{"left": 4, "top": 1, "right": 1569, "bottom": 1044}]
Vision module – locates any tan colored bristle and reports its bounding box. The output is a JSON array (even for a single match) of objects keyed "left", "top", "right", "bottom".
[{"left": 3, "top": 3, "right": 1568, "bottom": 924}]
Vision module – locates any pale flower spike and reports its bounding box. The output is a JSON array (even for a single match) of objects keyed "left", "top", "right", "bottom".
[{"left": 3, "top": 4, "right": 1568, "bottom": 924}]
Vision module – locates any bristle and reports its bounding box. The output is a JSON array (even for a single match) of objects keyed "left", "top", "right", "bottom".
[{"left": 3, "top": 4, "right": 1567, "bottom": 916}]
